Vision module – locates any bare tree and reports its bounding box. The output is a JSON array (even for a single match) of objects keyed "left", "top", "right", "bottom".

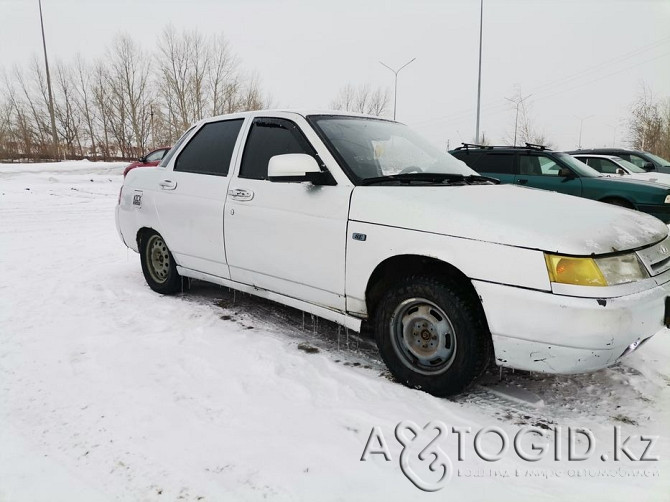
[
  {"left": 331, "top": 83, "right": 389, "bottom": 117},
  {"left": 628, "top": 84, "right": 669, "bottom": 158},
  {"left": 0, "top": 25, "right": 271, "bottom": 160},
  {"left": 107, "top": 35, "right": 152, "bottom": 157}
]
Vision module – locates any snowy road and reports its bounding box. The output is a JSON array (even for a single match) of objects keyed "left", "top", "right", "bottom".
[{"left": 1, "top": 161, "right": 669, "bottom": 501}]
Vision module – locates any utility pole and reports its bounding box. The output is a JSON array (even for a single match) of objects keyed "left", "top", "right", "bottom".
[
  {"left": 38, "top": 0, "right": 59, "bottom": 160},
  {"left": 505, "top": 93, "right": 532, "bottom": 147},
  {"left": 475, "top": 0, "right": 484, "bottom": 144},
  {"left": 380, "top": 58, "right": 416, "bottom": 120}
]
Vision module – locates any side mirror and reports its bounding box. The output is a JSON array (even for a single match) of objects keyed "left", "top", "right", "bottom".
[
  {"left": 616, "top": 167, "right": 625, "bottom": 176},
  {"left": 643, "top": 162, "right": 654, "bottom": 172},
  {"left": 558, "top": 167, "right": 575, "bottom": 178},
  {"left": 138, "top": 156, "right": 147, "bottom": 163},
  {"left": 268, "top": 153, "right": 336, "bottom": 185}
]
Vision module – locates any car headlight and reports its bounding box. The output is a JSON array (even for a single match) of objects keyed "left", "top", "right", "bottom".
[
  {"left": 664, "top": 195, "right": 670, "bottom": 204},
  {"left": 545, "top": 253, "right": 649, "bottom": 286}
]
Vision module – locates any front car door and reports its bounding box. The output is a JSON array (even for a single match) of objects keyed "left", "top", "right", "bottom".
[
  {"left": 224, "top": 114, "right": 353, "bottom": 311},
  {"left": 152, "top": 117, "right": 245, "bottom": 278},
  {"left": 515, "top": 153, "right": 582, "bottom": 196}
]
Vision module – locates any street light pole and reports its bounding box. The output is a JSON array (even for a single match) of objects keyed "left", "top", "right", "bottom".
[
  {"left": 475, "top": 0, "right": 484, "bottom": 144},
  {"left": 380, "top": 58, "right": 416, "bottom": 120},
  {"left": 38, "top": 0, "right": 59, "bottom": 159},
  {"left": 575, "top": 115, "right": 594, "bottom": 149}
]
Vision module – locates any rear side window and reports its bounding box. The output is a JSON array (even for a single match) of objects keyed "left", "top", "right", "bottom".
[
  {"left": 473, "top": 153, "right": 516, "bottom": 174},
  {"left": 174, "top": 119, "right": 244, "bottom": 176},
  {"left": 239, "top": 118, "right": 317, "bottom": 180}
]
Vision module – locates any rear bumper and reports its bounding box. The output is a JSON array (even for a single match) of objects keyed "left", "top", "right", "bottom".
[{"left": 473, "top": 279, "right": 670, "bottom": 374}]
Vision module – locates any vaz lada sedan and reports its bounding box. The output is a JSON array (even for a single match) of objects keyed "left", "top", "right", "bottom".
[{"left": 116, "top": 111, "right": 670, "bottom": 396}]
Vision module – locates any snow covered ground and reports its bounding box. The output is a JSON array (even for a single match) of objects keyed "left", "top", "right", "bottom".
[{"left": 1, "top": 160, "right": 669, "bottom": 501}]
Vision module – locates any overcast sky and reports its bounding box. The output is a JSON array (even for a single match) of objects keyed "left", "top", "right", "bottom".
[{"left": 1, "top": 0, "right": 669, "bottom": 150}]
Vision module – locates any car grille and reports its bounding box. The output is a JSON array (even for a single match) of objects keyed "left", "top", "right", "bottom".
[{"left": 636, "top": 236, "right": 670, "bottom": 276}]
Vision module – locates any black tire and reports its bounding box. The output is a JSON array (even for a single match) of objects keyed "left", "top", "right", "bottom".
[
  {"left": 374, "top": 275, "right": 490, "bottom": 397},
  {"left": 139, "top": 231, "right": 182, "bottom": 294}
]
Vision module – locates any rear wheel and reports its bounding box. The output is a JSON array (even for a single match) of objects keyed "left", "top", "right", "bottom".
[
  {"left": 139, "top": 231, "right": 182, "bottom": 294},
  {"left": 374, "top": 275, "right": 490, "bottom": 396}
]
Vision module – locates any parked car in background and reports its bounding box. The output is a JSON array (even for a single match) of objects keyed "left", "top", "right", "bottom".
[
  {"left": 573, "top": 153, "right": 670, "bottom": 186},
  {"left": 567, "top": 148, "right": 670, "bottom": 173},
  {"left": 123, "top": 147, "right": 171, "bottom": 177},
  {"left": 116, "top": 111, "right": 670, "bottom": 396},
  {"left": 450, "top": 143, "right": 670, "bottom": 222}
]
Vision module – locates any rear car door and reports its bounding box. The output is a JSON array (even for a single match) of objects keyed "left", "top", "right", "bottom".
[
  {"left": 515, "top": 153, "right": 582, "bottom": 196},
  {"left": 153, "top": 118, "right": 245, "bottom": 278},
  {"left": 224, "top": 116, "right": 352, "bottom": 311},
  {"left": 465, "top": 152, "right": 517, "bottom": 183}
]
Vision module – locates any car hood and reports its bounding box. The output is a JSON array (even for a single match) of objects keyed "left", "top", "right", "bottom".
[
  {"left": 625, "top": 172, "right": 670, "bottom": 186},
  {"left": 349, "top": 184, "right": 668, "bottom": 255}
]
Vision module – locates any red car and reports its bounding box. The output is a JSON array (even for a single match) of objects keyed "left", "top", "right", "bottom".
[{"left": 123, "top": 147, "right": 171, "bottom": 177}]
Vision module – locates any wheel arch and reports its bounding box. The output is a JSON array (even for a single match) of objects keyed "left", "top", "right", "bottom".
[
  {"left": 598, "top": 196, "right": 635, "bottom": 209},
  {"left": 364, "top": 254, "right": 488, "bottom": 327}
]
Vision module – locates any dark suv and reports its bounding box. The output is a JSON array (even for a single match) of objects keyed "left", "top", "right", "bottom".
[
  {"left": 565, "top": 148, "right": 670, "bottom": 173},
  {"left": 449, "top": 143, "right": 670, "bottom": 223}
]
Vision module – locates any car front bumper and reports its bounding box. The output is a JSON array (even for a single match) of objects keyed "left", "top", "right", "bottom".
[{"left": 473, "top": 279, "right": 670, "bottom": 374}]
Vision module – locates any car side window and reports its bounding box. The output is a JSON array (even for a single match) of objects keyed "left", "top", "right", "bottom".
[
  {"left": 239, "top": 118, "right": 317, "bottom": 180},
  {"left": 519, "top": 155, "right": 560, "bottom": 176},
  {"left": 587, "top": 158, "right": 618, "bottom": 174},
  {"left": 620, "top": 154, "right": 646, "bottom": 168},
  {"left": 174, "top": 119, "right": 244, "bottom": 176},
  {"left": 145, "top": 149, "right": 165, "bottom": 162},
  {"left": 471, "top": 153, "right": 516, "bottom": 174}
]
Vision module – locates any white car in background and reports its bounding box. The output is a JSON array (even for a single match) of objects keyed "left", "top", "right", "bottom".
[
  {"left": 574, "top": 153, "right": 670, "bottom": 186},
  {"left": 116, "top": 110, "right": 670, "bottom": 396}
]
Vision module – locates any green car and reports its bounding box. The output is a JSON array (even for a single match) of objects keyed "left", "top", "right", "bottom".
[{"left": 450, "top": 144, "right": 670, "bottom": 223}]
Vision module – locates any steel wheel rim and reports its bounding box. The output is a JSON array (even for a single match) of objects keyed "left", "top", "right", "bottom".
[
  {"left": 146, "top": 235, "right": 170, "bottom": 284},
  {"left": 390, "top": 298, "right": 457, "bottom": 375}
]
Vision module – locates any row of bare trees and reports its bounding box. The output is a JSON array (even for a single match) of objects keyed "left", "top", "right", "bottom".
[
  {"left": 629, "top": 86, "right": 670, "bottom": 160},
  {"left": 0, "top": 26, "right": 270, "bottom": 161}
]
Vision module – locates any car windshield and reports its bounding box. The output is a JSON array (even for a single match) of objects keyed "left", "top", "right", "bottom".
[
  {"left": 613, "top": 157, "right": 646, "bottom": 173},
  {"left": 646, "top": 152, "right": 670, "bottom": 167},
  {"left": 557, "top": 153, "right": 602, "bottom": 177},
  {"left": 308, "top": 115, "right": 477, "bottom": 182}
]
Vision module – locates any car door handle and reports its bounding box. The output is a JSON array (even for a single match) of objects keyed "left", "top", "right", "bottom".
[
  {"left": 517, "top": 178, "right": 528, "bottom": 185},
  {"left": 159, "top": 179, "right": 177, "bottom": 190},
  {"left": 228, "top": 188, "right": 254, "bottom": 201}
]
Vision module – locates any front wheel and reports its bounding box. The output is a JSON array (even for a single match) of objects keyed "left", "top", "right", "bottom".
[
  {"left": 374, "top": 275, "right": 490, "bottom": 396},
  {"left": 139, "top": 231, "right": 182, "bottom": 294}
]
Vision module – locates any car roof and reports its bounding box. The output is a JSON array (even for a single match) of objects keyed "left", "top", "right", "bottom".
[
  {"left": 195, "top": 109, "right": 394, "bottom": 127},
  {"left": 571, "top": 153, "right": 621, "bottom": 160},
  {"left": 565, "top": 148, "right": 646, "bottom": 155}
]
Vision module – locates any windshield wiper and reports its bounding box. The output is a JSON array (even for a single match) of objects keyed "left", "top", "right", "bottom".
[{"left": 360, "top": 173, "right": 499, "bottom": 186}]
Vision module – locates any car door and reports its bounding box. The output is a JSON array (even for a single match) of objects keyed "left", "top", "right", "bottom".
[
  {"left": 515, "top": 153, "right": 582, "bottom": 196},
  {"left": 152, "top": 118, "right": 245, "bottom": 278},
  {"left": 224, "top": 116, "right": 352, "bottom": 311}
]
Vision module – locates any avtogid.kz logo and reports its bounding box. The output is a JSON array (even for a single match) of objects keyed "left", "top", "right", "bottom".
[{"left": 360, "top": 421, "right": 659, "bottom": 492}]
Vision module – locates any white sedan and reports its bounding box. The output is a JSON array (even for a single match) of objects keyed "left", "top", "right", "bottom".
[
  {"left": 574, "top": 153, "right": 670, "bottom": 186},
  {"left": 116, "top": 110, "right": 670, "bottom": 396}
]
